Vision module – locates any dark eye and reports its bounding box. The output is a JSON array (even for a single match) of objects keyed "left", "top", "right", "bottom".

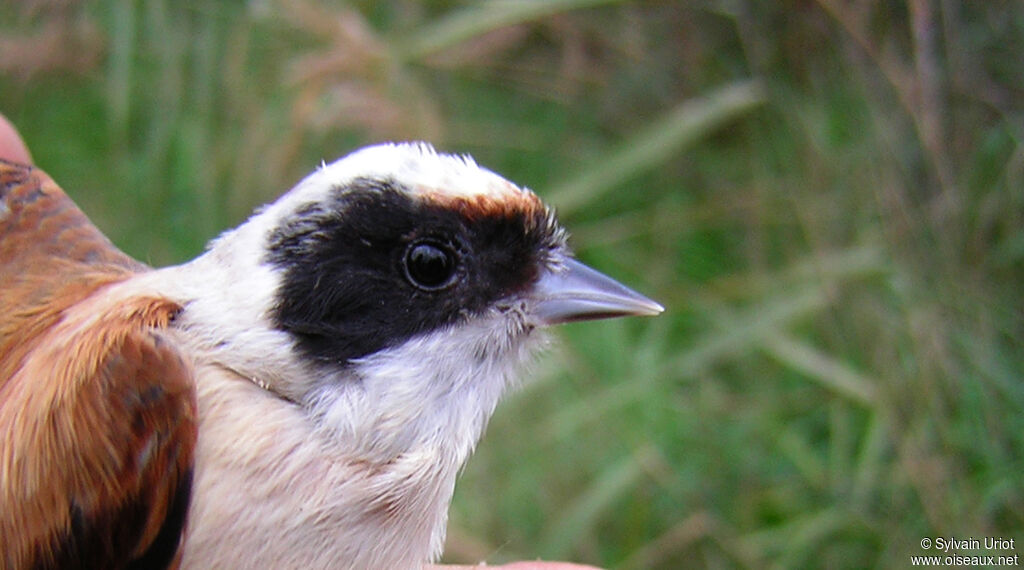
[{"left": 403, "top": 240, "right": 459, "bottom": 290}]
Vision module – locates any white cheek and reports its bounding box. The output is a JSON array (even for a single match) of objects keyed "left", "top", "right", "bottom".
[{"left": 307, "top": 314, "right": 549, "bottom": 464}]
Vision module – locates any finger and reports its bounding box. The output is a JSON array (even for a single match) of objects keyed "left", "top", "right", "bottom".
[{"left": 0, "top": 113, "right": 32, "bottom": 164}]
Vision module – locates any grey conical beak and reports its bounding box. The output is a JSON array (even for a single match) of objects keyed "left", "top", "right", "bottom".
[{"left": 531, "top": 258, "right": 664, "bottom": 326}]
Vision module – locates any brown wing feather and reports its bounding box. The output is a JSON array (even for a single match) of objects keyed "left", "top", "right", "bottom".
[
  {"left": 0, "top": 159, "right": 144, "bottom": 391},
  {"left": 0, "top": 158, "right": 142, "bottom": 272},
  {"left": 0, "top": 161, "right": 198, "bottom": 569}
]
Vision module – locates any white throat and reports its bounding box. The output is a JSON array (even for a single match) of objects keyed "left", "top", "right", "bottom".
[{"left": 307, "top": 309, "right": 546, "bottom": 464}]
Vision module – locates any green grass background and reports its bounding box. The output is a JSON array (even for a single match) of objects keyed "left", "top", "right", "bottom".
[{"left": 2, "top": 1, "right": 1022, "bottom": 568}]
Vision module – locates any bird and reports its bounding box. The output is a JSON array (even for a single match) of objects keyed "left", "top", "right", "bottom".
[{"left": 0, "top": 142, "right": 663, "bottom": 569}]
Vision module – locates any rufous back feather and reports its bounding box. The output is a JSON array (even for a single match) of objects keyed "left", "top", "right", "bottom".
[{"left": 0, "top": 160, "right": 197, "bottom": 569}]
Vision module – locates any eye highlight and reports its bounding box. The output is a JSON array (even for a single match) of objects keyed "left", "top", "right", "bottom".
[{"left": 403, "top": 240, "right": 459, "bottom": 290}]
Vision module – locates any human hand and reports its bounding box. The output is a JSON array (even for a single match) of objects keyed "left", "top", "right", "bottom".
[{"left": 0, "top": 113, "right": 31, "bottom": 164}]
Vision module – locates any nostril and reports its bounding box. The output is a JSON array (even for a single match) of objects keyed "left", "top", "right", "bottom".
[{"left": 495, "top": 300, "right": 527, "bottom": 315}]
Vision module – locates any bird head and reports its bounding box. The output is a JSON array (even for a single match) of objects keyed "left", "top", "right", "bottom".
[{"left": 173, "top": 142, "right": 662, "bottom": 462}]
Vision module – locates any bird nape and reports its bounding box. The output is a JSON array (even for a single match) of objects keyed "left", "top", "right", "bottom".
[{"left": 0, "top": 142, "right": 662, "bottom": 569}]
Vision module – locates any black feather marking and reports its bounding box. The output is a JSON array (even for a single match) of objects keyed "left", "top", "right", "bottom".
[
  {"left": 45, "top": 499, "right": 142, "bottom": 570},
  {"left": 125, "top": 469, "right": 192, "bottom": 570},
  {"left": 40, "top": 471, "right": 191, "bottom": 570},
  {"left": 266, "top": 176, "right": 564, "bottom": 366}
]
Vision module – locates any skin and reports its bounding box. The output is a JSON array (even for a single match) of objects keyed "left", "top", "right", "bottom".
[
  {"left": 0, "top": 112, "right": 601, "bottom": 570},
  {"left": 0, "top": 114, "right": 32, "bottom": 165}
]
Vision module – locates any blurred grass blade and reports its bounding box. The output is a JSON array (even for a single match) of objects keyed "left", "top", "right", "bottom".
[
  {"left": 777, "top": 428, "right": 829, "bottom": 489},
  {"left": 672, "top": 286, "right": 829, "bottom": 376},
  {"left": 108, "top": 0, "right": 137, "bottom": 141},
  {"left": 397, "top": 0, "right": 623, "bottom": 61},
  {"left": 851, "top": 413, "right": 890, "bottom": 507},
  {"left": 713, "top": 246, "right": 886, "bottom": 298},
  {"left": 544, "top": 286, "right": 830, "bottom": 439},
  {"left": 548, "top": 80, "right": 766, "bottom": 215},
  {"left": 761, "top": 333, "right": 880, "bottom": 406},
  {"left": 539, "top": 446, "right": 654, "bottom": 559},
  {"left": 741, "top": 507, "right": 849, "bottom": 561},
  {"left": 775, "top": 508, "right": 852, "bottom": 568},
  {"left": 619, "top": 512, "right": 716, "bottom": 570}
]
